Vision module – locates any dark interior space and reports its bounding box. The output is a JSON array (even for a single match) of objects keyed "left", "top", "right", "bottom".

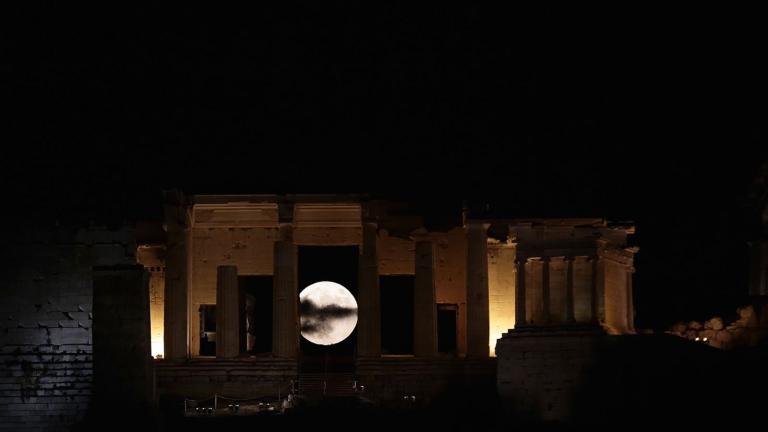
[
  {"left": 199, "top": 304, "right": 216, "bottom": 357},
  {"left": 437, "top": 304, "right": 458, "bottom": 354},
  {"left": 298, "top": 246, "right": 359, "bottom": 372},
  {"left": 380, "top": 275, "right": 415, "bottom": 355},
  {"left": 239, "top": 275, "right": 273, "bottom": 355}
]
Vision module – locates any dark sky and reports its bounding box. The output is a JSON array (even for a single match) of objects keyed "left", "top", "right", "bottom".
[{"left": 3, "top": 4, "right": 766, "bottom": 328}]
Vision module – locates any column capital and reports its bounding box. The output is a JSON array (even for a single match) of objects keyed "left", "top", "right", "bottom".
[
  {"left": 465, "top": 221, "right": 491, "bottom": 231},
  {"left": 278, "top": 202, "right": 294, "bottom": 224},
  {"left": 410, "top": 228, "right": 432, "bottom": 243}
]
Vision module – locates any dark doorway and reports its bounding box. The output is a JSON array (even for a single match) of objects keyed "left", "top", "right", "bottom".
[
  {"left": 380, "top": 275, "right": 414, "bottom": 355},
  {"left": 437, "top": 304, "right": 458, "bottom": 354},
  {"left": 298, "top": 246, "right": 359, "bottom": 373},
  {"left": 199, "top": 304, "right": 216, "bottom": 356},
  {"left": 239, "top": 275, "right": 273, "bottom": 355}
]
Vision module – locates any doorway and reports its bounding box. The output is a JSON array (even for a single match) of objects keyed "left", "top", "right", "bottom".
[{"left": 298, "top": 246, "right": 359, "bottom": 373}]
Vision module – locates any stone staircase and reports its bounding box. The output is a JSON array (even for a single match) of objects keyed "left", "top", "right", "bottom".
[{"left": 297, "top": 373, "right": 357, "bottom": 399}]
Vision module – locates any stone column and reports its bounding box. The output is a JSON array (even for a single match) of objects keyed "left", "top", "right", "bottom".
[
  {"left": 413, "top": 237, "right": 437, "bottom": 357},
  {"left": 357, "top": 221, "right": 381, "bottom": 357},
  {"left": 466, "top": 222, "right": 490, "bottom": 357},
  {"left": 592, "top": 256, "right": 605, "bottom": 324},
  {"left": 565, "top": 257, "right": 575, "bottom": 323},
  {"left": 216, "top": 265, "right": 239, "bottom": 358},
  {"left": 514, "top": 254, "right": 526, "bottom": 328},
  {"left": 273, "top": 221, "right": 299, "bottom": 358},
  {"left": 163, "top": 193, "right": 189, "bottom": 361},
  {"left": 626, "top": 266, "right": 635, "bottom": 333},
  {"left": 93, "top": 265, "right": 153, "bottom": 411},
  {"left": 542, "top": 257, "right": 551, "bottom": 324}
]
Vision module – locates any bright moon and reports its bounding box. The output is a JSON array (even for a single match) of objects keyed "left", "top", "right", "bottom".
[{"left": 299, "top": 281, "right": 358, "bottom": 346}]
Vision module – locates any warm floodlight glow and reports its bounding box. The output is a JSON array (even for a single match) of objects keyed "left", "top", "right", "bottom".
[
  {"left": 299, "top": 281, "right": 358, "bottom": 346},
  {"left": 151, "top": 338, "right": 164, "bottom": 359}
]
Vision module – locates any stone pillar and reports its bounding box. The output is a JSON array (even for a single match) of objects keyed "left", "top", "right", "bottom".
[
  {"left": 515, "top": 255, "right": 527, "bottom": 328},
  {"left": 216, "top": 265, "right": 239, "bottom": 359},
  {"left": 273, "top": 222, "right": 299, "bottom": 358},
  {"left": 414, "top": 237, "right": 437, "bottom": 357},
  {"left": 92, "top": 265, "right": 153, "bottom": 411},
  {"left": 592, "top": 256, "right": 605, "bottom": 324},
  {"left": 565, "top": 257, "right": 575, "bottom": 323},
  {"left": 466, "top": 222, "right": 490, "bottom": 358},
  {"left": 357, "top": 221, "right": 381, "bottom": 357},
  {"left": 542, "top": 257, "right": 551, "bottom": 324},
  {"left": 163, "top": 193, "right": 189, "bottom": 361},
  {"left": 626, "top": 267, "right": 635, "bottom": 333}
]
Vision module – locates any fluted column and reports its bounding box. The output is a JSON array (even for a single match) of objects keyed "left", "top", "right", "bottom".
[
  {"left": 514, "top": 254, "right": 527, "bottom": 328},
  {"left": 273, "top": 221, "right": 299, "bottom": 358},
  {"left": 592, "top": 256, "right": 605, "bottom": 324},
  {"left": 466, "top": 222, "right": 490, "bottom": 357},
  {"left": 357, "top": 221, "right": 381, "bottom": 357},
  {"left": 565, "top": 257, "right": 575, "bottom": 323},
  {"left": 542, "top": 256, "right": 551, "bottom": 324},
  {"left": 216, "top": 265, "right": 239, "bottom": 358},
  {"left": 163, "top": 192, "right": 189, "bottom": 361},
  {"left": 626, "top": 266, "right": 635, "bottom": 333},
  {"left": 413, "top": 237, "right": 436, "bottom": 357}
]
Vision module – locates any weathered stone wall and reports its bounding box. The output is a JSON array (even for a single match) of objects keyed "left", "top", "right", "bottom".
[
  {"left": 0, "top": 227, "right": 135, "bottom": 431},
  {"left": 155, "top": 359, "right": 297, "bottom": 401},
  {"left": 377, "top": 230, "right": 414, "bottom": 275},
  {"left": 189, "top": 227, "right": 277, "bottom": 357},
  {"left": 355, "top": 357, "right": 495, "bottom": 403},
  {"left": 496, "top": 328, "right": 603, "bottom": 422},
  {"left": 487, "top": 244, "right": 515, "bottom": 356},
  {"left": 137, "top": 245, "right": 165, "bottom": 359},
  {"left": 431, "top": 228, "right": 468, "bottom": 355}
]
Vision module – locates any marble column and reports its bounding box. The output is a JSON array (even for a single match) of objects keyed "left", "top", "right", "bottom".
[
  {"left": 565, "top": 257, "right": 575, "bottom": 323},
  {"left": 216, "top": 265, "right": 239, "bottom": 358},
  {"left": 273, "top": 222, "right": 299, "bottom": 358},
  {"left": 466, "top": 222, "right": 490, "bottom": 357},
  {"left": 414, "top": 238, "right": 436, "bottom": 357},
  {"left": 92, "top": 266, "right": 153, "bottom": 412},
  {"left": 514, "top": 254, "right": 527, "bottom": 328},
  {"left": 542, "top": 257, "right": 551, "bottom": 324},
  {"left": 163, "top": 195, "right": 189, "bottom": 361},
  {"left": 357, "top": 221, "right": 381, "bottom": 357},
  {"left": 592, "top": 256, "right": 605, "bottom": 324},
  {"left": 626, "top": 266, "right": 635, "bottom": 333}
]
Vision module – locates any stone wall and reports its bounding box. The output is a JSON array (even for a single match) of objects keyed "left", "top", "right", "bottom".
[
  {"left": 0, "top": 227, "right": 135, "bottom": 431},
  {"left": 496, "top": 330, "right": 735, "bottom": 426},
  {"left": 155, "top": 358, "right": 297, "bottom": 401},
  {"left": 189, "top": 227, "right": 277, "bottom": 357},
  {"left": 487, "top": 243, "right": 515, "bottom": 356},
  {"left": 431, "top": 228, "right": 468, "bottom": 355},
  {"left": 496, "top": 328, "right": 604, "bottom": 423},
  {"left": 355, "top": 357, "right": 495, "bottom": 404},
  {"left": 137, "top": 245, "right": 165, "bottom": 358}
]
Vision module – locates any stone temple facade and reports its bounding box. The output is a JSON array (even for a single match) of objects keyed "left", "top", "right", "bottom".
[
  {"left": 144, "top": 193, "right": 637, "bottom": 402},
  {"left": 0, "top": 192, "right": 638, "bottom": 430}
]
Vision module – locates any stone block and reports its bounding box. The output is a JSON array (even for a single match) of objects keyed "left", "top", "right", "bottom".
[{"left": 47, "top": 328, "right": 91, "bottom": 346}]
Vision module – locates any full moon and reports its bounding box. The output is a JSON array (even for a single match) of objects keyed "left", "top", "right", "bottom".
[{"left": 299, "top": 281, "right": 358, "bottom": 346}]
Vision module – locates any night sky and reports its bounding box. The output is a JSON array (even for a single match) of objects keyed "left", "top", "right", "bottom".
[{"left": 3, "top": 4, "right": 765, "bottom": 329}]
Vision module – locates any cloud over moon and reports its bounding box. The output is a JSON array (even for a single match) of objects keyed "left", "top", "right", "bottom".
[{"left": 299, "top": 281, "right": 358, "bottom": 345}]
